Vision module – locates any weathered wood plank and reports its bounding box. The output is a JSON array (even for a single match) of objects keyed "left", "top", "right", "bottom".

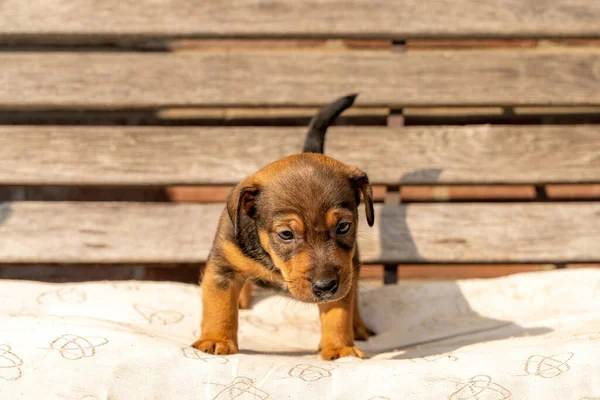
[
  {"left": 0, "top": 202, "right": 221, "bottom": 264},
  {"left": 1, "top": 202, "right": 599, "bottom": 263},
  {"left": 359, "top": 264, "right": 556, "bottom": 282},
  {"left": 156, "top": 106, "right": 389, "bottom": 120},
  {"left": 396, "top": 265, "right": 555, "bottom": 280},
  {"left": 166, "top": 186, "right": 388, "bottom": 203},
  {"left": 546, "top": 184, "right": 600, "bottom": 199},
  {"left": 405, "top": 39, "right": 539, "bottom": 49},
  {"left": 164, "top": 185, "right": 538, "bottom": 204},
  {"left": 400, "top": 186, "right": 537, "bottom": 201},
  {"left": 1, "top": 1, "right": 599, "bottom": 38},
  {"left": 403, "top": 107, "right": 505, "bottom": 117},
  {"left": 1, "top": 125, "right": 599, "bottom": 185},
  {"left": 1, "top": 52, "right": 600, "bottom": 107},
  {"left": 366, "top": 203, "right": 600, "bottom": 263}
]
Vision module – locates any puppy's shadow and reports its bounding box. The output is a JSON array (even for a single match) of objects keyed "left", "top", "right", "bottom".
[
  {"left": 238, "top": 282, "right": 553, "bottom": 359},
  {"left": 391, "top": 325, "right": 552, "bottom": 361},
  {"left": 355, "top": 279, "right": 553, "bottom": 359},
  {"left": 239, "top": 349, "right": 317, "bottom": 357},
  {"left": 365, "top": 168, "right": 552, "bottom": 358}
]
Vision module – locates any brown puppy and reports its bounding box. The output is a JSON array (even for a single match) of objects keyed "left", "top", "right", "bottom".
[{"left": 192, "top": 94, "right": 375, "bottom": 360}]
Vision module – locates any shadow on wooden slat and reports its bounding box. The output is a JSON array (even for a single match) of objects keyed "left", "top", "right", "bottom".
[
  {"left": 378, "top": 205, "right": 424, "bottom": 263},
  {"left": 377, "top": 169, "right": 443, "bottom": 264},
  {"left": 398, "top": 169, "right": 444, "bottom": 185},
  {"left": 0, "top": 202, "right": 12, "bottom": 227}
]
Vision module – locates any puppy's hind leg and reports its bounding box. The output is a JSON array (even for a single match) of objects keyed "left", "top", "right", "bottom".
[
  {"left": 351, "top": 255, "right": 375, "bottom": 341},
  {"left": 238, "top": 281, "right": 253, "bottom": 310},
  {"left": 353, "top": 288, "right": 376, "bottom": 341}
]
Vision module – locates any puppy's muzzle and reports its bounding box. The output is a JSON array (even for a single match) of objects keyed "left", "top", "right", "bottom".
[{"left": 311, "top": 279, "right": 339, "bottom": 299}]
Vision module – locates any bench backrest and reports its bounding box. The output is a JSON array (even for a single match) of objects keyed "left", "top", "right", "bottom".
[{"left": 1, "top": 1, "right": 600, "bottom": 282}]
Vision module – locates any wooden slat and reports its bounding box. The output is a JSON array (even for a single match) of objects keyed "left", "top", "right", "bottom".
[
  {"left": 166, "top": 186, "right": 234, "bottom": 203},
  {"left": 397, "top": 264, "right": 555, "bottom": 280},
  {"left": 364, "top": 203, "right": 600, "bottom": 263},
  {"left": 514, "top": 106, "right": 600, "bottom": 115},
  {"left": 167, "top": 39, "right": 393, "bottom": 52},
  {"left": 0, "top": 202, "right": 221, "bottom": 263},
  {"left": 400, "top": 186, "right": 536, "bottom": 201},
  {"left": 1, "top": 52, "right": 600, "bottom": 108},
  {"left": 1, "top": 202, "right": 599, "bottom": 264},
  {"left": 546, "top": 184, "right": 600, "bottom": 199},
  {"left": 166, "top": 185, "right": 388, "bottom": 203},
  {"left": 403, "top": 107, "right": 505, "bottom": 117},
  {"left": 405, "top": 39, "right": 539, "bottom": 49},
  {"left": 359, "top": 264, "right": 556, "bottom": 281},
  {"left": 168, "top": 39, "right": 329, "bottom": 52},
  {"left": 156, "top": 106, "right": 389, "bottom": 120},
  {"left": 2, "top": 125, "right": 600, "bottom": 185},
  {"left": 1, "top": 1, "right": 599, "bottom": 38},
  {"left": 566, "top": 264, "right": 600, "bottom": 269}
]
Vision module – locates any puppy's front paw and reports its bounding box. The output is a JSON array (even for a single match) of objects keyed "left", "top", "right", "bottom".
[
  {"left": 191, "top": 338, "right": 238, "bottom": 355},
  {"left": 353, "top": 320, "right": 376, "bottom": 341},
  {"left": 320, "top": 345, "right": 367, "bottom": 360}
]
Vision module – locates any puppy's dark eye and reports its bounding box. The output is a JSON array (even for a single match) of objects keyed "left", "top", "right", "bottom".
[
  {"left": 277, "top": 230, "right": 294, "bottom": 242},
  {"left": 336, "top": 222, "right": 352, "bottom": 235}
]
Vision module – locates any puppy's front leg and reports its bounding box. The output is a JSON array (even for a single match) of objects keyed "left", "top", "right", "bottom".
[
  {"left": 318, "top": 286, "right": 367, "bottom": 360},
  {"left": 192, "top": 263, "right": 242, "bottom": 355}
]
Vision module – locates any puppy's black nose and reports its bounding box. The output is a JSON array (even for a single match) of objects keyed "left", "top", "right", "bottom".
[{"left": 311, "top": 279, "right": 338, "bottom": 298}]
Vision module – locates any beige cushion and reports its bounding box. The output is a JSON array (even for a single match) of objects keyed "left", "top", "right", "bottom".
[{"left": 0, "top": 268, "right": 599, "bottom": 399}]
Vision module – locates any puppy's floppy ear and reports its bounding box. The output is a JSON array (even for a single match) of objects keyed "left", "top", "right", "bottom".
[
  {"left": 348, "top": 168, "right": 375, "bottom": 227},
  {"left": 226, "top": 179, "right": 260, "bottom": 238}
]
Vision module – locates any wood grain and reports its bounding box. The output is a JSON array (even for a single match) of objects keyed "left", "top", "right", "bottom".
[
  {"left": 0, "top": 202, "right": 221, "bottom": 263},
  {"left": 1, "top": 125, "right": 599, "bottom": 185},
  {"left": 363, "top": 203, "right": 600, "bottom": 263},
  {"left": 1, "top": 202, "right": 599, "bottom": 263},
  {"left": 1, "top": 51, "right": 600, "bottom": 107},
  {"left": 1, "top": 1, "right": 599, "bottom": 38}
]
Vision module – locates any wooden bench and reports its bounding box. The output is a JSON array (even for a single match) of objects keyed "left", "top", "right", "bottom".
[{"left": 1, "top": 1, "right": 600, "bottom": 283}]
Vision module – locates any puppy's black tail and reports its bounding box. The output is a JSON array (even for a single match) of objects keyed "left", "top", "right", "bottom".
[{"left": 302, "top": 93, "right": 358, "bottom": 154}]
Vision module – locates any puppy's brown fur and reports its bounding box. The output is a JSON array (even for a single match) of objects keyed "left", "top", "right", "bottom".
[{"left": 192, "top": 94, "right": 375, "bottom": 360}]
